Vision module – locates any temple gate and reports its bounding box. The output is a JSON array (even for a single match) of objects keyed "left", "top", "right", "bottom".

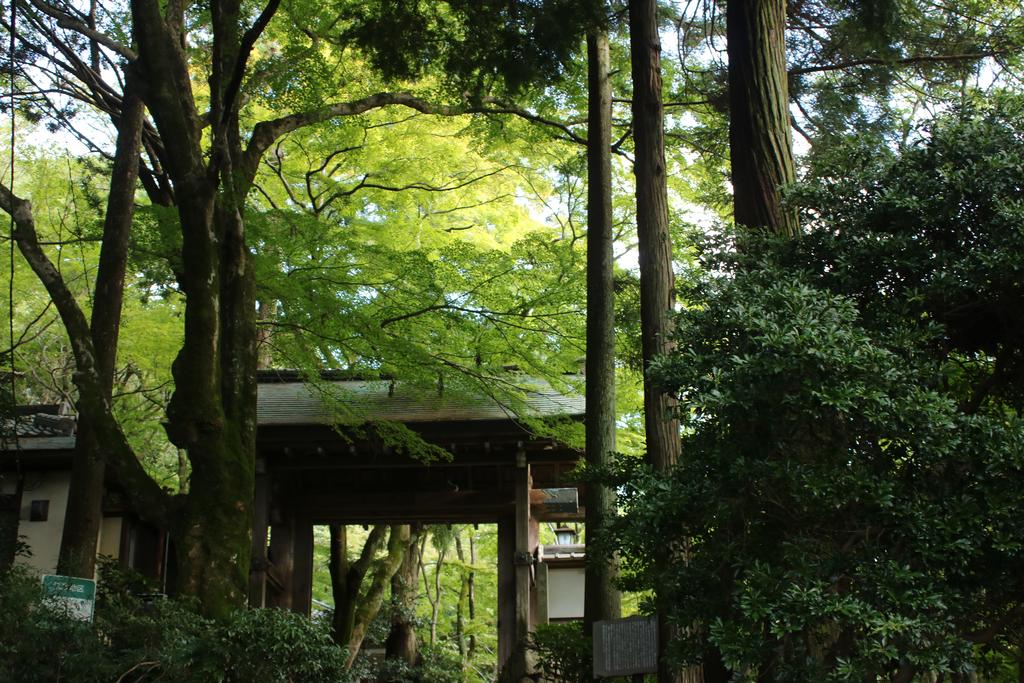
[{"left": 247, "top": 371, "right": 586, "bottom": 677}]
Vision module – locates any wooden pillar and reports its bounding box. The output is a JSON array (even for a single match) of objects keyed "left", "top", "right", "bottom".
[
  {"left": 529, "top": 512, "right": 540, "bottom": 628},
  {"left": 248, "top": 464, "right": 269, "bottom": 607},
  {"left": 291, "top": 516, "right": 314, "bottom": 617},
  {"left": 535, "top": 560, "right": 549, "bottom": 626},
  {"left": 497, "top": 451, "right": 536, "bottom": 680},
  {"left": 515, "top": 460, "right": 532, "bottom": 644},
  {"left": 265, "top": 473, "right": 312, "bottom": 617},
  {"left": 267, "top": 516, "right": 294, "bottom": 610},
  {"left": 497, "top": 512, "right": 516, "bottom": 671}
]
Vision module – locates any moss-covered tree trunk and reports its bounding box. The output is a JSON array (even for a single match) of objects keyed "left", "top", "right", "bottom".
[
  {"left": 160, "top": 190, "right": 257, "bottom": 612},
  {"left": 331, "top": 524, "right": 385, "bottom": 646},
  {"left": 128, "top": 0, "right": 259, "bottom": 614},
  {"left": 345, "top": 525, "right": 411, "bottom": 668},
  {"left": 726, "top": 0, "right": 799, "bottom": 236},
  {"left": 584, "top": 27, "right": 622, "bottom": 630},
  {"left": 385, "top": 523, "right": 422, "bottom": 669}
]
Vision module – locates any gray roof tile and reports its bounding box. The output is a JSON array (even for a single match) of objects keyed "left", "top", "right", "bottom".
[{"left": 257, "top": 379, "right": 584, "bottom": 426}]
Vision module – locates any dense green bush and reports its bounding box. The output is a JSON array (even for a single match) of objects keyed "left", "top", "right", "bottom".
[
  {"left": 526, "top": 622, "right": 592, "bottom": 683},
  {"left": 610, "top": 96, "right": 1024, "bottom": 680},
  {"left": 0, "top": 564, "right": 350, "bottom": 682}
]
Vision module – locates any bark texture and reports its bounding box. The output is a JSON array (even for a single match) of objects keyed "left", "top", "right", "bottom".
[
  {"left": 127, "top": 0, "right": 259, "bottom": 615},
  {"left": 584, "top": 28, "right": 622, "bottom": 629},
  {"left": 385, "top": 523, "right": 422, "bottom": 668},
  {"left": 629, "top": 0, "right": 682, "bottom": 475},
  {"left": 345, "top": 525, "right": 411, "bottom": 668},
  {"left": 727, "top": 0, "right": 799, "bottom": 236},
  {"left": 452, "top": 527, "right": 479, "bottom": 672},
  {"left": 629, "top": 2, "right": 687, "bottom": 681},
  {"left": 56, "top": 78, "right": 145, "bottom": 579},
  {"left": 330, "top": 524, "right": 387, "bottom": 647}
]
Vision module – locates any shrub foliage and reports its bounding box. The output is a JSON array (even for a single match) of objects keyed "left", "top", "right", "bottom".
[
  {"left": 0, "top": 564, "right": 349, "bottom": 682},
  {"left": 610, "top": 97, "right": 1024, "bottom": 680}
]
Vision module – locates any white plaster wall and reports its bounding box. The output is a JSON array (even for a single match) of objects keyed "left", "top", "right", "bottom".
[
  {"left": 98, "top": 516, "right": 123, "bottom": 559},
  {"left": 16, "top": 471, "right": 70, "bottom": 575},
  {"left": 547, "top": 567, "right": 585, "bottom": 620}
]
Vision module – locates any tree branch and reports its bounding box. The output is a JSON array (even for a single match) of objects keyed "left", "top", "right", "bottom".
[
  {"left": 0, "top": 182, "right": 173, "bottom": 526},
  {"left": 220, "top": 0, "right": 281, "bottom": 124},
  {"left": 24, "top": 0, "right": 136, "bottom": 60},
  {"left": 242, "top": 92, "right": 586, "bottom": 184},
  {"left": 0, "top": 184, "right": 94, "bottom": 364},
  {"left": 789, "top": 51, "right": 1004, "bottom": 77}
]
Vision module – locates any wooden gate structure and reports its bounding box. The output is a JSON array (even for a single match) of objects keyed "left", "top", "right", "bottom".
[{"left": 247, "top": 371, "right": 586, "bottom": 676}]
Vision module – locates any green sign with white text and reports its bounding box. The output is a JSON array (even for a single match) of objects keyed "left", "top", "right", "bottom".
[{"left": 41, "top": 574, "right": 96, "bottom": 623}]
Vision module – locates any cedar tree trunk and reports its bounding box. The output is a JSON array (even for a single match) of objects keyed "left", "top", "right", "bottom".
[
  {"left": 629, "top": 1, "right": 687, "bottom": 681},
  {"left": 584, "top": 28, "right": 622, "bottom": 629},
  {"left": 629, "top": 0, "right": 682, "bottom": 474},
  {"left": 727, "top": 0, "right": 799, "bottom": 236}
]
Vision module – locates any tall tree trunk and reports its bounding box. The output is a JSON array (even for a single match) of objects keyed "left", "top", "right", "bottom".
[
  {"left": 455, "top": 547, "right": 468, "bottom": 669},
  {"left": 128, "top": 0, "right": 260, "bottom": 616},
  {"left": 467, "top": 530, "right": 477, "bottom": 663},
  {"left": 584, "top": 27, "right": 622, "bottom": 632},
  {"left": 421, "top": 530, "right": 449, "bottom": 648},
  {"left": 331, "top": 524, "right": 387, "bottom": 646},
  {"left": 454, "top": 526, "right": 477, "bottom": 677},
  {"left": 629, "top": 0, "right": 681, "bottom": 475},
  {"left": 56, "top": 77, "right": 144, "bottom": 579},
  {"left": 163, "top": 194, "right": 257, "bottom": 615},
  {"left": 690, "top": 2, "right": 799, "bottom": 677},
  {"left": 726, "top": 0, "right": 799, "bottom": 236},
  {"left": 629, "top": 2, "right": 687, "bottom": 681},
  {"left": 256, "top": 299, "right": 274, "bottom": 369},
  {"left": 346, "top": 525, "right": 411, "bottom": 668},
  {"left": 385, "top": 523, "right": 422, "bottom": 668}
]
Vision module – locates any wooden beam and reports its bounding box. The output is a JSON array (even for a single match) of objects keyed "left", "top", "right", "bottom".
[
  {"left": 263, "top": 449, "right": 581, "bottom": 471},
  {"left": 289, "top": 490, "right": 514, "bottom": 524},
  {"left": 294, "top": 489, "right": 512, "bottom": 511},
  {"left": 265, "top": 560, "right": 285, "bottom": 592},
  {"left": 530, "top": 506, "right": 587, "bottom": 523}
]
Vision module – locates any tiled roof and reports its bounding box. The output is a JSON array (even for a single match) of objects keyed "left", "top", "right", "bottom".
[
  {"left": 257, "top": 378, "right": 585, "bottom": 426},
  {"left": 2, "top": 376, "right": 584, "bottom": 448},
  {"left": 0, "top": 412, "right": 77, "bottom": 451},
  {"left": 538, "top": 543, "right": 586, "bottom": 561}
]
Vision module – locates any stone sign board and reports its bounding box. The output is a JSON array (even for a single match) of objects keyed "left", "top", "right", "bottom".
[{"left": 593, "top": 615, "right": 658, "bottom": 678}]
